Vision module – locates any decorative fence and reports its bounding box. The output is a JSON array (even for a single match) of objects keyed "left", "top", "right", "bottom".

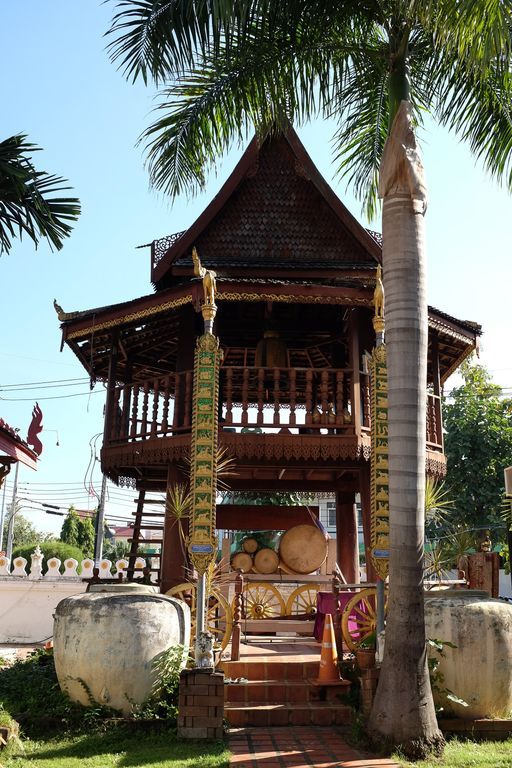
[
  {"left": 0, "top": 549, "right": 147, "bottom": 580},
  {"left": 0, "top": 548, "right": 150, "bottom": 645}
]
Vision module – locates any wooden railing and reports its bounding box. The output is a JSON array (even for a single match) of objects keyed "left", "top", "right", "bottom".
[
  {"left": 105, "top": 368, "right": 442, "bottom": 451},
  {"left": 426, "top": 393, "right": 443, "bottom": 451},
  {"left": 221, "top": 366, "right": 367, "bottom": 432}
]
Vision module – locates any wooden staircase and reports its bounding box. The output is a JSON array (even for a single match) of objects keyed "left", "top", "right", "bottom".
[
  {"left": 126, "top": 489, "right": 165, "bottom": 583},
  {"left": 221, "top": 652, "right": 353, "bottom": 727}
]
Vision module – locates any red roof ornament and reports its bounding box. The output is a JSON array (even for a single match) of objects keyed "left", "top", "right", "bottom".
[{"left": 27, "top": 402, "right": 43, "bottom": 456}]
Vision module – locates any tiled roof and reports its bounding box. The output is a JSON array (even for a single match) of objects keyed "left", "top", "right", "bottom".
[{"left": 153, "top": 130, "right": 380, "bottom": 287}]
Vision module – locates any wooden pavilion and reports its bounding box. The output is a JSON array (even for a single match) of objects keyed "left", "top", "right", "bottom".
[{"left": 57, "top": 128, "right": 480, "bottom": 592}]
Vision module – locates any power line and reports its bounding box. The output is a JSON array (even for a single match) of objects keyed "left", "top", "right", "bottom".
[
  {"left": 0, "top": 377, "right": 89, "bottom": 390},
  {"left": 0, "top": 389, "right": 104, "bottom": 402}
]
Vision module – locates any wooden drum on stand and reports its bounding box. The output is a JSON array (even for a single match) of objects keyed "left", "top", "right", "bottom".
[
  {"left": 231, "top": 551, "right": 253, "bottom": 572},
  {"left": 242, "top": 537, "right": 259, "bottom": 554},
  {"left": 279, "top": 524, "right": 327, "bottom": 574},
  {"left": 253, "top": 547, "right": 279, "bottom": 574}
]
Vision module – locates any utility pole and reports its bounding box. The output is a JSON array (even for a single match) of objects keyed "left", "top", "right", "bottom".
[
  {"left": 0, "top": 467, "right": 10, "bottom": 551},
  {"left": 94, "top": 473, "right": 108, "bottom": 565},
  {"left": 5, "top": 462, "right": 20, "bottom": 562}
]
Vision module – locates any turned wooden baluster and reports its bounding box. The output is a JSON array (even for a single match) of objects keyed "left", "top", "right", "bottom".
[
  {"left": 362, "top": 375, "right": 371, "bottom": 428},
  {"left": 231, "top": 571, "right": 244, "bottom": 661},
  {"left": 241, "top": 368, "right": 249, "bottom": 426},
  {"left": 150, "top": 377, "right": 160, "bottom": 438},
  {"left": 172, "top": 374, "right": 181, "bottom": 431},
  {"left": 141, "top": 381, "right": 150, "bottom": 438},
  {"left": 120, "top": 383, "right": 131, "bottom": 440},
  {"left": 111, "top": 387, "right": 121, "bottom": 440},
  {"left": 331, "top": 574, "right": 343, "bottom": 654},
  {"left": 257, "top": 368, "right": 265, "bottom": 426},
  {"left": 273, "top": 368, "right": 280, "bottom": 426},
  {"left": 225, "top": 367, "right": 233, "bottom": 424},
  {"left": 161, "top": 375, "right": 171, "bottom": 434},
  {"left": 289, "top": 368, "right": 297, "bottom": 427},
  {"left": 305, "top": 369, "right": 313, "bottom": 426},
  {"left": 335, "top": 371, "right": 344, "bottom": 426},
  {"left": 130, "top": 384, "right": 139, "bottom": 439},
  {"left": 320, "top": 370, "right": 329, "bottom": 424},
  {"left": 426, "top": 398, "right": 432, "bottom": 443},
  {"left": 184, "top": 371, "right": 193, "bottom": 428}
]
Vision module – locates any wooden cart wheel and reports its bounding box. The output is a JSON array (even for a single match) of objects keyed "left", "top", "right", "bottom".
[
  {"left": 341, "top": 587, "right": 387, "bottom": 651},
  {"left": 285, "top": 584, "right": 321, "bottom": 616},
  {"left": 166, "top": 582, "right": 233, "bottom": 659},
  {"left": 234, "top": 581, "right": 286, "bottom": 619}
]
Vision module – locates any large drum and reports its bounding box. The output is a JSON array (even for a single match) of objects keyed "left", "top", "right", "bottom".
[
  {"left": 231, "top": 551, "right": 253, "bottom": 572},
  {"left": 279, "top": 524, "right": 327, "bottom": 574},
  {"left": 253, "top": 547, "right": 279, "bottom": 574},
  {"left": 242, "top": 537, "right": 259, "bottom": 554}
]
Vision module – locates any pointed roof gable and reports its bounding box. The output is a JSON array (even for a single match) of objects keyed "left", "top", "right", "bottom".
[{"left": 151, "top": 127, "right": 380, "bottom": 289}]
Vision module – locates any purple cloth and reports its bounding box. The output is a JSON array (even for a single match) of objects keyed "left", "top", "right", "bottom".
[{"left": 314, "top": 591, "right": 358, "bottom": 643}]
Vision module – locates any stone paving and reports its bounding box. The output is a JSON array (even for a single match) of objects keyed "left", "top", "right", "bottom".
[{"left": 228, "top": 726, "right": 401, "bottom": 768}]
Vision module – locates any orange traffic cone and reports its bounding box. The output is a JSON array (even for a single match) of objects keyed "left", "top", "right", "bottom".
[{"left": 316, "top": 613, "right": 340, "bottom": 683}]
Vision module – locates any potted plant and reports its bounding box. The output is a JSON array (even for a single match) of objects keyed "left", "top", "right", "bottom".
[{"left": 355, "top": 632, "right": 377, "bottom": 669}]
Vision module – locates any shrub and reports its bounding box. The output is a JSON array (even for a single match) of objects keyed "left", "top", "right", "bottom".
[
  {"left": 133, "top": 645, "right": 186, "bottom": 721},
  {"left": 12, "top": 541, "right": 85, "bottom": 572},
  {"left": 0, "top": 649, "right": 84, "bottom": 733}
]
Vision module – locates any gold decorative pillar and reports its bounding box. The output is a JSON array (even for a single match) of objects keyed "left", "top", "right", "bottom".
[
  {"left": 370, "top": 265, "right": 389, "bottom": 580},
  {"left": 188, "top": 248, "right": 221, "bottom": 663},
  {"left": 370, "top": 265, "right": 388, "bottom": 642}
]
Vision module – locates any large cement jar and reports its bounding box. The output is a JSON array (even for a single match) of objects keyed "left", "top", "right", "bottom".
[
  {"left": 424, "top": 590, "right": 512, "bottom": 719},
  {"left": 53, "top": 583, "right": 190, "bottom": 714}
]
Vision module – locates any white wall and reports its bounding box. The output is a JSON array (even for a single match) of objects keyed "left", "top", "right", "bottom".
[{"left": 0, "top": 578, "right": 86, "bottom": 643}]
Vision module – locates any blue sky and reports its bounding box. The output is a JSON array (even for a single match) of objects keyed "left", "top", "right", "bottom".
[{"left": 1, "top": 1, "right": 510, "bottom": 538}]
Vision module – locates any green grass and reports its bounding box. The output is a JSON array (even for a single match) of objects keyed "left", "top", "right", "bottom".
[
  {"left": 395, "top": 737, "right": 512, "bottom": 767},
  {"left": 2, "top": 729, "right": 230, "bottom": 768}
]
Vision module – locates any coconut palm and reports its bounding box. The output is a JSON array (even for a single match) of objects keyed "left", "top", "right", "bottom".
[
  {"left": 0, "top": 134, "right": 80, "bottom": 254},
  {"left": 107, "top": 0, "right": 512, "bottom": 756}
]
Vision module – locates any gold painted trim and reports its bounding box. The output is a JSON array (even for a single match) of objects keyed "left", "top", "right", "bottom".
[
  {"left": 65, "top": 295, "right": 193, "bottom": 340},
  {"left": 217, "top": 291, "right": 371, "bottom": 306},
  {"left": 188, "top": 333, "right": 221, "bottom": 575},
  {"left": 370, "top": 344, "right": 390, "bottom": 580}
]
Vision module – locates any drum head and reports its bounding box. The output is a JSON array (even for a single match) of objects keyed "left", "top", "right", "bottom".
[{"left": 279, "top": 524, "right": 327, "bottom": 574}]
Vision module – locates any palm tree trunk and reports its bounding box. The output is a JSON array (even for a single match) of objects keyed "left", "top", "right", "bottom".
[{"left": 367, "top": 102, "right": 444, "bottom": 758}]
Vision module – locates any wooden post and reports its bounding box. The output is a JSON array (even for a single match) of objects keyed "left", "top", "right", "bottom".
[
  {"left": 160, "top": 464, "right": 189, "bottom": 593},
  {"left": 231, "top": 571, "right": 243, "bottom": 661},
  {"left": 348, "top": 309, "right": 362, "bottom": 434},
  {"left": 431, "top": 332, "right": 444, "bottom": 450},
  {"left": 103, "top": 330, "right": 119, "bottom": 446},
  {"left": 359, "top": 464, "right": 377, "bottom": 582},
  {"left": 336, "top": 490, "right": 359, "bottom": 583},
  {"left": 175, "top": 305, "right": 196, "bottom": 427}
]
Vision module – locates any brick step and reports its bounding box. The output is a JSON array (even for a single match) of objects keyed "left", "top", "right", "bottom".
[
  {"left": 225, "top": 679, "right": 314, "bottom": 704},
  {"left": 221, "top": 658, "right": 319, "bottom": 681},
  {"left": 224, "top": 701, "right": 353, "bottom": 727}
]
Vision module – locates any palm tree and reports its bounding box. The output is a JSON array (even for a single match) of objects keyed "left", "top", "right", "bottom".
[
  {"left": 0, "top": 134, "right": 80, "bottom": 254},
  {"left": 106, "top": 1, "right": 512, "bottom": 756}
]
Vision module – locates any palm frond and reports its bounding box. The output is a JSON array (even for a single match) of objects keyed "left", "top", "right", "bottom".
[
  {"left": 106, "top": 0, "right": 247, "bottom": 82},
  {"left": 419, "top": 0, "right": 512, "bottom": 72},
  {"left": 330, "top": 35, "right": 389, "bottom": 221},
  {"left": 0, "top": 134, "right": 80, "bottom": 255},
  {"left": 140, "top": 25, "right": 347, "bottom": 197},
  {"left": 434, "top": 61, "right": 512, "bottom": 190}
]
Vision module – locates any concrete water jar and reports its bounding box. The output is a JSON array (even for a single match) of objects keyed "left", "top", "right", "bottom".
[
  {"left": 424, "top": 589, "right": 512, "bottom": 719},
  {"left": 53, "top": 583, "right": 190, "bottom": 714}
]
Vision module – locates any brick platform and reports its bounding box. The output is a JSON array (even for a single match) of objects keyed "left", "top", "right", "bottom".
[{"left": 177, "top": 668, "right": 224, "bottom": 740}]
